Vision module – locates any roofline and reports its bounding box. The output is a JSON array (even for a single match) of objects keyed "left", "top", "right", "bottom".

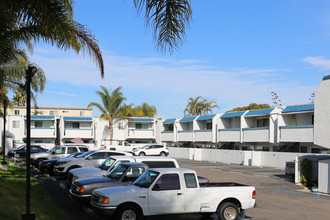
[{"left": 10, "top": 106, "right": 92, "bottom": 111}]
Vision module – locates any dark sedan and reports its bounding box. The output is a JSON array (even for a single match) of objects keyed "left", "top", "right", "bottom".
[
  {"left": 7, "top": 145, "right": 48, "bottom": 158},
  {"left": 39, "top": 152, "right": 83, "bottom": 175}
]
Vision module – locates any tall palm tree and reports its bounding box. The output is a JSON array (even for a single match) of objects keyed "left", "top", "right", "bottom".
[
  {"left": 133, "top": 0, "right": 192, "bottom": 53},
  {"left": 184, "top": 96, "right": 219, "bottom": 116},
  {"left": 0, "top": 0, "right": 104, "bottom": 76},
  {"left": 201, "top": 99, "right": 220, "bottom": 115},
  {"left": 88, "top": 86, "right": 132, "bottom": 141}
]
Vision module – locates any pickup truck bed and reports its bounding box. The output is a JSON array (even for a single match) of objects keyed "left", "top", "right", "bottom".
[{"left": 200, "top": 182, "right": 246, "bottom": 187}]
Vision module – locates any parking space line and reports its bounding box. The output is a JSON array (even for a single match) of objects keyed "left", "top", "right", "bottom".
[
  {"left": 315, "top": 194, "right": 320, "bottom": 200},
  {"left": 296, "top": 192, "right": 302, "bottom": 196},
  {"left": 280, "top": 189, "right": 287, "bottom": 193}
]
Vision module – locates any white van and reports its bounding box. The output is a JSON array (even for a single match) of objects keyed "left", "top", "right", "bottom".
[{"left": 67, "top": 156, "right": 179, "bottom": 184}]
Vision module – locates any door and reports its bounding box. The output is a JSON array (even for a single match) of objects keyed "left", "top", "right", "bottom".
[
  {"left": 183, "top": 173, "right": 201, "bottom": 212},
  {"left": 148, "top": 174, "right": 185, "bottom": 215},
  {"left": 85, "top": 152, "right": 107, "bottom": 167}
]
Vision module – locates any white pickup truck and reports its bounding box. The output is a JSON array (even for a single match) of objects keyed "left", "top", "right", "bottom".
[
  {"left": 101, "top": 140, "right": 145, "bottom": 152},
  {"left": 91, "top": 168, "right": 256, "bottom": 220}
]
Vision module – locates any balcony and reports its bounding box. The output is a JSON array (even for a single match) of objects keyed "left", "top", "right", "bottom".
[
  {"left": 279, "top": 125, "right": 313, "bottom": 143},
  {"left": 161, "top": 131, "right": 174, "bottom": 142},
  {"left": 128, "top": 129, "right": 154, "bottom": 139},
  {"left": 26, "top": 128, "right": 56, "bottom": 138},
  {"left": 64, "top": 128, "right": 93, "bottom": 139},
  {"left": 218, "top": 128, "right": 240, "bottom": 142},
  {"left": 194, "top": 130, "right": 212, "bottom": 142},
  {"left": 178, "top": 130, "right": 194, "bottom": 142},
  {"left": 243, "top": 127, "right": 269, "bottom": 142}
]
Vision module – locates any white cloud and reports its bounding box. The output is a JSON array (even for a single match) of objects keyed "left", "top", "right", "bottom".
[
  {"left": 45, "top": 90, "right": 77, "bottom": 97},
  {"left": 303, "top": 56, "right": 330, "bottom": 70},
  {"left": 31, "top": 46, "right": 316, "bottom": 117}
]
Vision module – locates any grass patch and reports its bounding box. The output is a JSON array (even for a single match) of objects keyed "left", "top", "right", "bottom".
[{"left": 0, "top": 159, "right": 68, "bottom": 220}]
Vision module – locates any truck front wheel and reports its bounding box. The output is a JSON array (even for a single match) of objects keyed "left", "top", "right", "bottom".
[
  {"left": 114, "top": 204, "right": 142, "bottom": 220},
  {"left": 217, "top": 202, "right": 239, "bottom": 220}
]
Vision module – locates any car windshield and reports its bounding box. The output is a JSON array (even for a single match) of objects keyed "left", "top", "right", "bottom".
[
  {"left": 77, "top": 151, "right": 95, "bottom": 158},
  {"left": 47, "top": 146, "right": 58, "bottom": 153},
  {"left": 140, "top": 145, "right": 150, "bottom": 149},
  {"left": 98, "top": 158, "right": 116, "bottom": 170},
  {"left": 133, "top": 170, "right": 159, "bottom": 188},
  {"left": 107, "top": 164, "right": 128, "bottom": 180}
]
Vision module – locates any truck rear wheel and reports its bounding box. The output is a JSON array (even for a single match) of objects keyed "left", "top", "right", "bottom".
[
  {"left": 114, "top": 204, "right": 142, "bottom": 220},
  {"left": 217, "top": 202, "right": 239, "bottom": 220}
]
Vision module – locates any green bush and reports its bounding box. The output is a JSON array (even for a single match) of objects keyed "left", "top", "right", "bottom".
[{"left": 300, "top": 158, "right": 313, "bottom": 187}]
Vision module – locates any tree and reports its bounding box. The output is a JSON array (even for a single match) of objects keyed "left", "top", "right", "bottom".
[
  {"left": 184, "top": 96, "right": 219, "bottom": 116},
  {"left": 271, "top": 91, "right": 282, "bottom": 107},
  {"left": 0, "top": 0, "right": 104, "bottom": 76},
  {"left": 227, "top": 103, "right": 271, "bottom": 112},
  {"left": 134, "top": 103, "right": 157, "bottom": 117},
  {"left": 87, "top": 86, "right": 132, "bottom": 141},
  {"left": 1, "top": 50, "right": 46, "bottom": 106}
]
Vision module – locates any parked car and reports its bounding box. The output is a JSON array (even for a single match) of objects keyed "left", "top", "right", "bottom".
[
  {"left": 30, "top": 144, "right": 90, "bottom": 166},
  {"left": 91, "top": 168, "right": 256, "bottom": 220},
  {"left": 7, "top": 145, "right": 47, "bottom": 158},
  {"left": 132, "top": 144, "right": 169, "bottom": 156},
  {"left": 67, "top": 156, "right": 179, "bottom": 186},
  {"left": 70, "top": 162, "right": 149, "bottom": 204},
  {"left": 38, "top": 152, "right": 83, "bottom": 175},
  {"left": 54, "top": 150, "right": 131, "bottom": 176},
  {"left": 285, "top": 161, "right": 295, "bottom": 176},
  {"left": 101, "top": 139, "right": 145, "bottom": 152}
]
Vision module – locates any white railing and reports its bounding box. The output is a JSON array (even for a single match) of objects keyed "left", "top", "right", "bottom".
[
  {"left": 280, "top": 125, "right": 313, "bottom": 142},
  {"left": 243, "top": 127, "right": 269, "bottom": 142},
  {"left": 25, "top": 128, "right": 56, "bottom": 138},
  {"left": 194, "top": 130, "right": 212, "bottom": 142},
  {"left": 64, "top": 129, "right": 93, "bottom": 139},
  {"left": 128, "top": 129, "right": 154, "bottom": 139},
  {"left": 218, "top": 128, "right": 240, "bottom": 142},
  {"left": 161, "top": 131, "right": 174, "bottom": 142},
  {"left": 177, "top": 130, "right": 194, "bottom": 142}
]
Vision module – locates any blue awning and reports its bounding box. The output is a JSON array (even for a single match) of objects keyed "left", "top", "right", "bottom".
[
  {"left": 244, "top": 108, "right": 274, "bottom": 116},
  {"left": 163, "top": 119, "right": 176, "bottom": 124},
  {"left": 180, "top": 116, "right": 197, "bottom": 122},
  {"left": 24, "top": 116, "right": 55, "bottom": 120},
  {"left": 63, "top": 117, "right": 92, "bottom": 121},
  {"left": 282, "top": 104, "right": 314, "bottom": 113},
  {"left": 221, "top": 112, "right": 245, "bottom": 118},
  {"left": 197, "top": 115, "right": 216, "bottom": 121},
  {"left": 131, "top": 118, "right": 153, "bottom": 122}
]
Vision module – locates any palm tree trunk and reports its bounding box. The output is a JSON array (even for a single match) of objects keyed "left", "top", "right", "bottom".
[{"left": 109, "top": 120, "right": 113, "bottom": 145}]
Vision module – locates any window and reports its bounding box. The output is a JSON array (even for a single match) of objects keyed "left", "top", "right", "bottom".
[
  {"left": 50, "top": 110, "right": 59, "bottom": 116},
  {"left": 65, "top": 122, "right": 79, "bottom": 129},
  {"left": 62, "top": 110, "right": 69, "bottom": 114},
  {"left": 14, "top": 110, "right": 20, "bottom": 115},
  {"left": 78, "top": 147, "right": 89, "bottom": 152},
  {"left": 135, "top": 123, "right": 149, "bottom": 129},
  {"left": 311, "top": 148, "right": 321, "bottom": 154},
  {"left": 89, "top": 152, "right": 106, "bottom": 159},
  {"left": 35, "top": 121, "right": 51, "bottom": 128},
  {"left": 12, "top": 121, "right": 20, "bottom": 128},
  {"left": 142, "top": 161, "right": 176, "bottom": 168},
  {"left": 67, "top": 147, "right": 78, "bottom": 154},
  {"left": 153, "top": 174, "right": 180, "bottom": 191},
  {"left": 80, "top": 111, "right": 85, "bottom": 117},
  {"left": 118, "top": 122, "right": 124, "bottom": 130},
  {"left": 206, "top": 122, "right": 212, "bottom": 129},
  {"left": 257, "top": 118, "right": 269, "bottom": 127},
  {"left": 184, "top": 173, "right": 197, "bottom": 188},
  {"left": 54, "top": 147, "right": 65, "bottom": 154},
  {"left": 301, "top": 146, "right": 308, "bottom": 153}
]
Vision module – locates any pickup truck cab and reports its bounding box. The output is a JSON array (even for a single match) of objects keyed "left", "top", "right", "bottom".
[
  {"left": 91, "top": 168, "right": 256, "bottom": 220},
  {"left": 67, "top": 156, "right": 179, "bottom": 185},
  {"left": 69, "top": 162, "right": 148, "bottom": 204},
  {"left": 102, "top": 140, "right": 144, "bottom": 152}
]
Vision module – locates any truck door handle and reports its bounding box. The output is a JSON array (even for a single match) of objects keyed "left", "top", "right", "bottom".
[
  {"left": 177, "top": 193, "right": 183, "bottom": 195},
  {"left": 139, "top": 196, "right": 146, "bottom": 198}
]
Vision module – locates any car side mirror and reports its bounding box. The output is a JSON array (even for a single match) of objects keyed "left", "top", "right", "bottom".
[
  {"left": 86, "top": 157, "right": 92, "bottom": 160},
  {"left": 152, "top": 184, "right": 160, "bottom": 191},
  {"left": 51, "top": 151, "right": 55, "bottom": 154}
]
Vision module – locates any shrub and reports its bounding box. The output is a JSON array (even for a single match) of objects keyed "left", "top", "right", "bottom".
[{"left": 300, "top": 158, "right": 313, "bottom": 187}]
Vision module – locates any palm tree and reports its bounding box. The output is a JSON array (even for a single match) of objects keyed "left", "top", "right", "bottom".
[
  {"left": 0, "top": 0, "right": 104, "bottom": 76},
  {"left": 184, "top": 96, "right": 219, "bottom": 116},
  {"left": 88, "top": 86, "right": 133, "bottom": 141},
  {"left": 1, "top": 50, "right": 46, "bottom": 106},
  {"left": 133, "top": 0, "right": 192, "bottom": 53}
]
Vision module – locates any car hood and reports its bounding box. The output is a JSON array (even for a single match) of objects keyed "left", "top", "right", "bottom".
[
  {"left": 76, "top": 176, "right": 115, "bottom": 186},
  {"left": 31, "top": 152, "right": 50, "bottom": 158},
  {"left": 71, "top": 167, "right": 106, "bottom": 179},
  {"left": 42, "top": 159, "right": 59, "bottom": 164},
  {"left": 94, "top": 185, "right": 144, "bottom": 197}
]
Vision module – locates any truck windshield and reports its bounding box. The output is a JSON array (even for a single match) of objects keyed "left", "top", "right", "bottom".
[
  {"left": 107, "top": 165, "right": 128, "bottom": 180},
  {"left": 47, "top": 146, "right": 58, "bottom": 153},
  {"left": 133, "top": 170, "right": 159, "bottom": 188},
  {"left": 98, "top": 158, "right": 116, "bottom": 170},
  {"left": 77, "top": 150, "right": 95, "bottom": 158}
]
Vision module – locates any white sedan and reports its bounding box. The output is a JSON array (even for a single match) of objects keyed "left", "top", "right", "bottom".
[{"left": 133, "top": 144, "right": 169, "bottom": 156}]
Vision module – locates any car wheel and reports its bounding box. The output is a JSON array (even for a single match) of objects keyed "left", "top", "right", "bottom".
[
  {"left": 217, "top": 202, "right": 239, "bottom": 220},
  {"left": 15, "top": 153, "right": 20, "bottom": 159},
  {"left": 114, "top": 204, "right": 142, "bottom": 220},
  {"left": 159, "top": 151, "right": 166, "bottom": 157},
  {"left": 139, "top": 152, "right": 146, "bottom": 156}
]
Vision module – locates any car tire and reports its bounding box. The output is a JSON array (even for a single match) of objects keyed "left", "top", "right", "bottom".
[
  {"left": 139, "top": 152, "right": 146, "bottom": 156},
  {"left": 15, "top": 153, "right": 20, "bottom": 159},
  {"left": 217, "top": 202, "right": 239, "bottom": 220},
  {"left": 159, "top": 151, "right": 166, "bottom": 157},
  {"left": 114, "top": 204, "right": 142, "bottom": 220}
]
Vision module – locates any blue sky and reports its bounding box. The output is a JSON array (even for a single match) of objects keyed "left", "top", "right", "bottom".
[{"left": 27, "top": 0, "right": 330, "bottom": 118}]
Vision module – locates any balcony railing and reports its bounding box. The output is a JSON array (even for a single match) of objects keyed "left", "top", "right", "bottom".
[
  {"left": 25, "top": 128, "right": 56, "bottom": 138},
  {"left": 243, "top": 127, "right": 269, "bottom": 142},
  {"left": 279, "top": 125, "right": 314, "bottom": 143},
  {"left": 161, "top": 131, "right": 174, "bottom": 142},
  {"left": 218, "top": 128, "right": 240, "bottom": 142},
  {"left": 194, "top": 129, "right": 212, "bottom": 142},
  {"left": 64, "top": 128, "right": 93, "bottom": 139},
  {"left": 178, "top": 130, "right": 193, "bottom": 142},
  {"left": 128, "top": 129, "right": 154, "bottom": 139}
]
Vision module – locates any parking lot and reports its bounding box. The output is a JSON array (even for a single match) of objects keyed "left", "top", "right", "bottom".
[{"left": 16, "top": 158, "right": 330, "bottom": 220}]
